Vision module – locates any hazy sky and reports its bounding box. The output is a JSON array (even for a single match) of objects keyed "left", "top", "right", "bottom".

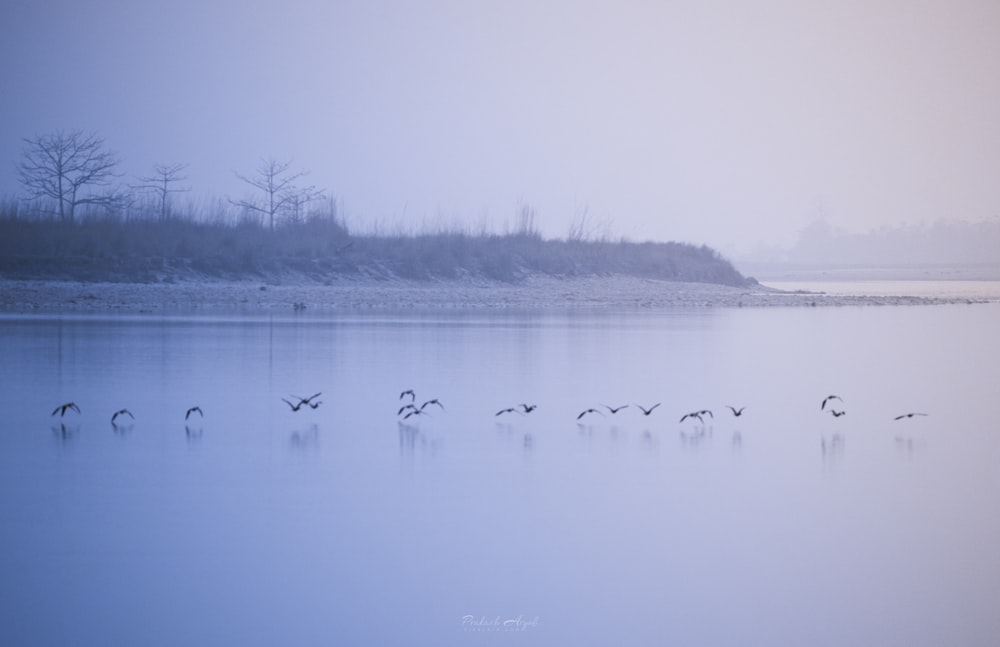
[{"left": 2, "top": 0, "right": 998, "bottom": 254}]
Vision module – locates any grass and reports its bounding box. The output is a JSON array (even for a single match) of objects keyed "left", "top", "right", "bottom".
[{"left": 0, "top": 201, "right": 750, "bottom": 286}]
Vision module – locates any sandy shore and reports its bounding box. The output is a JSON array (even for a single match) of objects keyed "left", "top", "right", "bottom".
[{"left": 0, "top": 276, "right": 988, "bottom": 314}]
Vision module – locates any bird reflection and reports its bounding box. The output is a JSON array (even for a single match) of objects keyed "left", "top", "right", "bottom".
[
  {"left": 290, "top": 424, "right": 319, "bottom": 450},
  {"left": 112, "top": 420, "right": 134, "bottom": 435},
  {"left": 185, "top": 424, "right": 203, "bottom": 440},
  {"left": 821, "top": 434, "right": 845, "bottom": 463},
  {"left": 50, "top": 422, "right": 78, "bottom": 440},
  {"left": 680, "top": 426, "right": 710, "bottom": 449},
  {"left": 731, "top": 430, "right": 743, "bottom": 451}
]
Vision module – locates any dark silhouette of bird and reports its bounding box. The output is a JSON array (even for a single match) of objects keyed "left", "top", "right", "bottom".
[
  {"left": 520, "top": 404, "right": 537, "bottom": 413},
  {"left": 292, "top": 393, "right": 321, "bottom": 407},
  {"left": 727, "top": 406, "right": 746, "bottom": 417},
  {"left": 679, "top": 412, "right": 704, "bottom": 424},
  {"left": 400, "top": 389, "right": 415, "bottom": 402},
  {"left": 185, "top": 406, "right": 203, "bottom": 420},
  {"left": 398, "top": 403, "right": 417, "bottom": 416},
  {"left": 829, "top": 409, "right": 846, "bottom": 418},
  {"left": 52, "top": 402, "right": 80, "bottom": 417},
  {"left": 577, "top": 408, "right": 603, "bottom": 420},
  {"left": 403, "top": 408, "right": 427, "bottom": 420},
  {"left": 496, "top": 407, "right": 522, "bottom": 416},
  {"left": 635, "top": 403, "right": 661, "bottom": 416},
  {"left": 282, "top": 398, "right": 305, "bottom": 412},
  {"left": 307, "top": 400, "right": 322, "bottom": 410},
  {"left": 697, "top": 409, "right": 713, "bottom": 419},
  {"left": 420, "top": 399, "right": 444, "bottom": 411},
  {"left": 111, "top": 409, "right": 134, "bottom": 424},
  {"left": 821, "top": 395, "right": 843, "bottom": 411},
  {"left": 604, "top": 404, "right": 629, "bottom": 414},
  {"left": 894, "top": 412, "right": 928, "bottom": 420}
]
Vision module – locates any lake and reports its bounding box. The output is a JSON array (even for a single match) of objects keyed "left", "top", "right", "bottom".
[{"left": 1, "top": 295, "right": 999, "bottom": 646}]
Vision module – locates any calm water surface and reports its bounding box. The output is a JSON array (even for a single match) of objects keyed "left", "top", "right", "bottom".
[{"left": 2, "top": 300, "right": 999, "bottom": 646}]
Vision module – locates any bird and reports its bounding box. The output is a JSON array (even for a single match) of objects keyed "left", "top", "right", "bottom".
[
  {"left": 403, "top": 408, "right": 427, "bottom": 420},
  {"left": 679, "top": 412, "right": 704, "bottom": 424},
  {"left": 185, "top": 406, "right": 203, "bottom": 420},
  {"left": 829, "top": 409, "right": 846, "bottom": 418},
  {"left": 307, "top": 400, "right": 322, "bottom": 410},
  {"left": 292, "top": 393, "right": 321, "bottom": 407},
  {"left": 727, "top": 406, "right": 746, "bottom": 417},
  {"left": 604, "top": 404, "right": 629, "bottom": 414},
  {"left": 519, "top": 404, "right": 537, "bottom": 413},
  {"left": 51, "top": 402, "right": 80, "bottom": 417},
  {"left": 635, "top": 403, "right": 661, "bottom": 416},
  {"left": 398, "top": 403, "right": 417, "bottom": 416},
  {"left": 577, "top": 408, "right": 603, "bottom": 420},
  {"left": 282, "top": 398, "right": 304, "bottom": 412},
  {"left": 399, "top": 389, "right": 415, "bottom": 402},
  {"left": 111, "top": 408, "right": 134, "bottom": 424},
  {"left": 496, "top": 407, "right": 522, "bottom": 416},
  {"left": 697, "top": 409, "right": 713, "bottom": 419},
  {"left": 419, "top": 399, "right": 444, "bottom": 411},
  {"left": 821, "top": 395, "right": 843, "bottom": 410},
  {"left": 894, "top": 412, "right": 928, "bottom": 420}
]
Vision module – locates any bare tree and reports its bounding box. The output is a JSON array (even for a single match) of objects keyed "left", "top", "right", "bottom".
[
  {"left": 229, "top": 158, "right": 324, "bottom": 230},
  {"left": 133, "top": 163, "right": 190, "bottom": 221},
  {"left": 17, "top": 130, "right": 121, "bottom": 223}
]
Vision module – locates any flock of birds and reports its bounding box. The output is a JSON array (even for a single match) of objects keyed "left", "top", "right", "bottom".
[{"left": 46, "top": 391, "right": 929, "bottom": 443}]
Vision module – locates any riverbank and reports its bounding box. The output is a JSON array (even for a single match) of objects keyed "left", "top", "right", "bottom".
[{"left": 0, "top": 276, "right": 988, "bottom": 314}]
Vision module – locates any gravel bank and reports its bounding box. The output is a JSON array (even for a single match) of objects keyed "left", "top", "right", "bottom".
[{"left": 0, "top": 276, "right": 986, "bottom": 315}]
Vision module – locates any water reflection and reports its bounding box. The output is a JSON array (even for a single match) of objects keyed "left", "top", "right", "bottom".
[
  {"left": 2, "top": 305, "right": 1000, "bottom": 647},
  {"left": 289, "top": 424, "right": 319, "bottom": 450},
  {"left": 184, "top": 424, "right": 203, "bottom": 440}
]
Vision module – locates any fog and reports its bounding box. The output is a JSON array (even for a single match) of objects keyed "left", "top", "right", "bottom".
[{"left": 2, "top": 0, "right": 999, "bottom": 254}]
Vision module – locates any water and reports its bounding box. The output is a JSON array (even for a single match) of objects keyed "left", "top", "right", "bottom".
[{"left": 2, "top": 300, "right": 999, "bottom": 646}]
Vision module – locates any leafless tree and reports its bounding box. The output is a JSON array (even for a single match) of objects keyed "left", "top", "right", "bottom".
[
  {"left": 133, "top": 163, "right": 190, "bottom": 221},
  {"left": 17, "top": 130, "right": 122, "bottom": 223},
  {"left": 229, "top": 158, "right": 324, "bottom": 230}
]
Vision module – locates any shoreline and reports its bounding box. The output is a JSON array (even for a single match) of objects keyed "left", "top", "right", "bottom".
[{"left": 0, "top": 276, "right": 990, "bottom": 315}]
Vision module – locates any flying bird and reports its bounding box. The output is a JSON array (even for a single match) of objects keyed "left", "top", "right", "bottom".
[
  {"left": 51, "top": 402, "right": 80, "bottom": 417},
  {"left": 829, "top": 409, "right": 846, "bottom": 418},
  {"left": 403, "top": 408, "right": 427, "bottom": 420},
  {"left": 282, "top": 398, "right": 305, "bottom": 412},
  {"left": 679, "top": 412, "right": 704, "bottom": 424},
  {"left": 894, "top": 412, "right": 928, "bottom": 420},
  {"left": 821, "top": 395, "right": 843, "bottom": 411},
  {"left": 420, "top": 399, "right": 444, "bottom": 411},
  {"left": 399, "top": 389, "right": 415, "bottom": 402},
  {"left": 111, "top": 408, "right": 134, "bottom": 424},
  {"left": 307, "top": 400, "right": 322, "bottom": 410},
  {"left": 496, "top": 407, "right": 522, "bottom": 417},
  {"left": 398, "top": 403, "right": 417, "bottom": 416},
  {"left": 697, "top": 409, "right": 713, "bottom": 419},
  {"left": 577, "top": 408, "right": 603, "bottom": 420},
  {"left": 292, "top": 393, "right": 321, "bottom": 406},
  {"left": 727, "top": 406, "right": 746, "bottom": 417},
  {"left": 604, "top": 404, "right": 629, "bottom": 414},
  {"left": 185, "top": 406, "right": 203, "bottom": 420},
  {"left": 635, "top": 403, "right": 661, "bottom": 416},
  {"left": 519, "top": 404, "right": 537, "bottom": 413}
]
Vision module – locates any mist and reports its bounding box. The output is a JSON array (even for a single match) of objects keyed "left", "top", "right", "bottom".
[{"left": 2, "top": 0, "right": 999, "bottom": 256}]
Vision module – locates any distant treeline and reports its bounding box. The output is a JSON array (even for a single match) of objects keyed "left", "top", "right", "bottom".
[
  {"left": 744, "top": 218, "right": 1000, "bottom": 267},
  {"left": 0, "top": 204, "right": 749, "bottom": 286}
]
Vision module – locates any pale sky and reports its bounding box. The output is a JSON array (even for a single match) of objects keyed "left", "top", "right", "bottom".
[{"left": 2, "top": 0, "right": 998, "bottom": 255}]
